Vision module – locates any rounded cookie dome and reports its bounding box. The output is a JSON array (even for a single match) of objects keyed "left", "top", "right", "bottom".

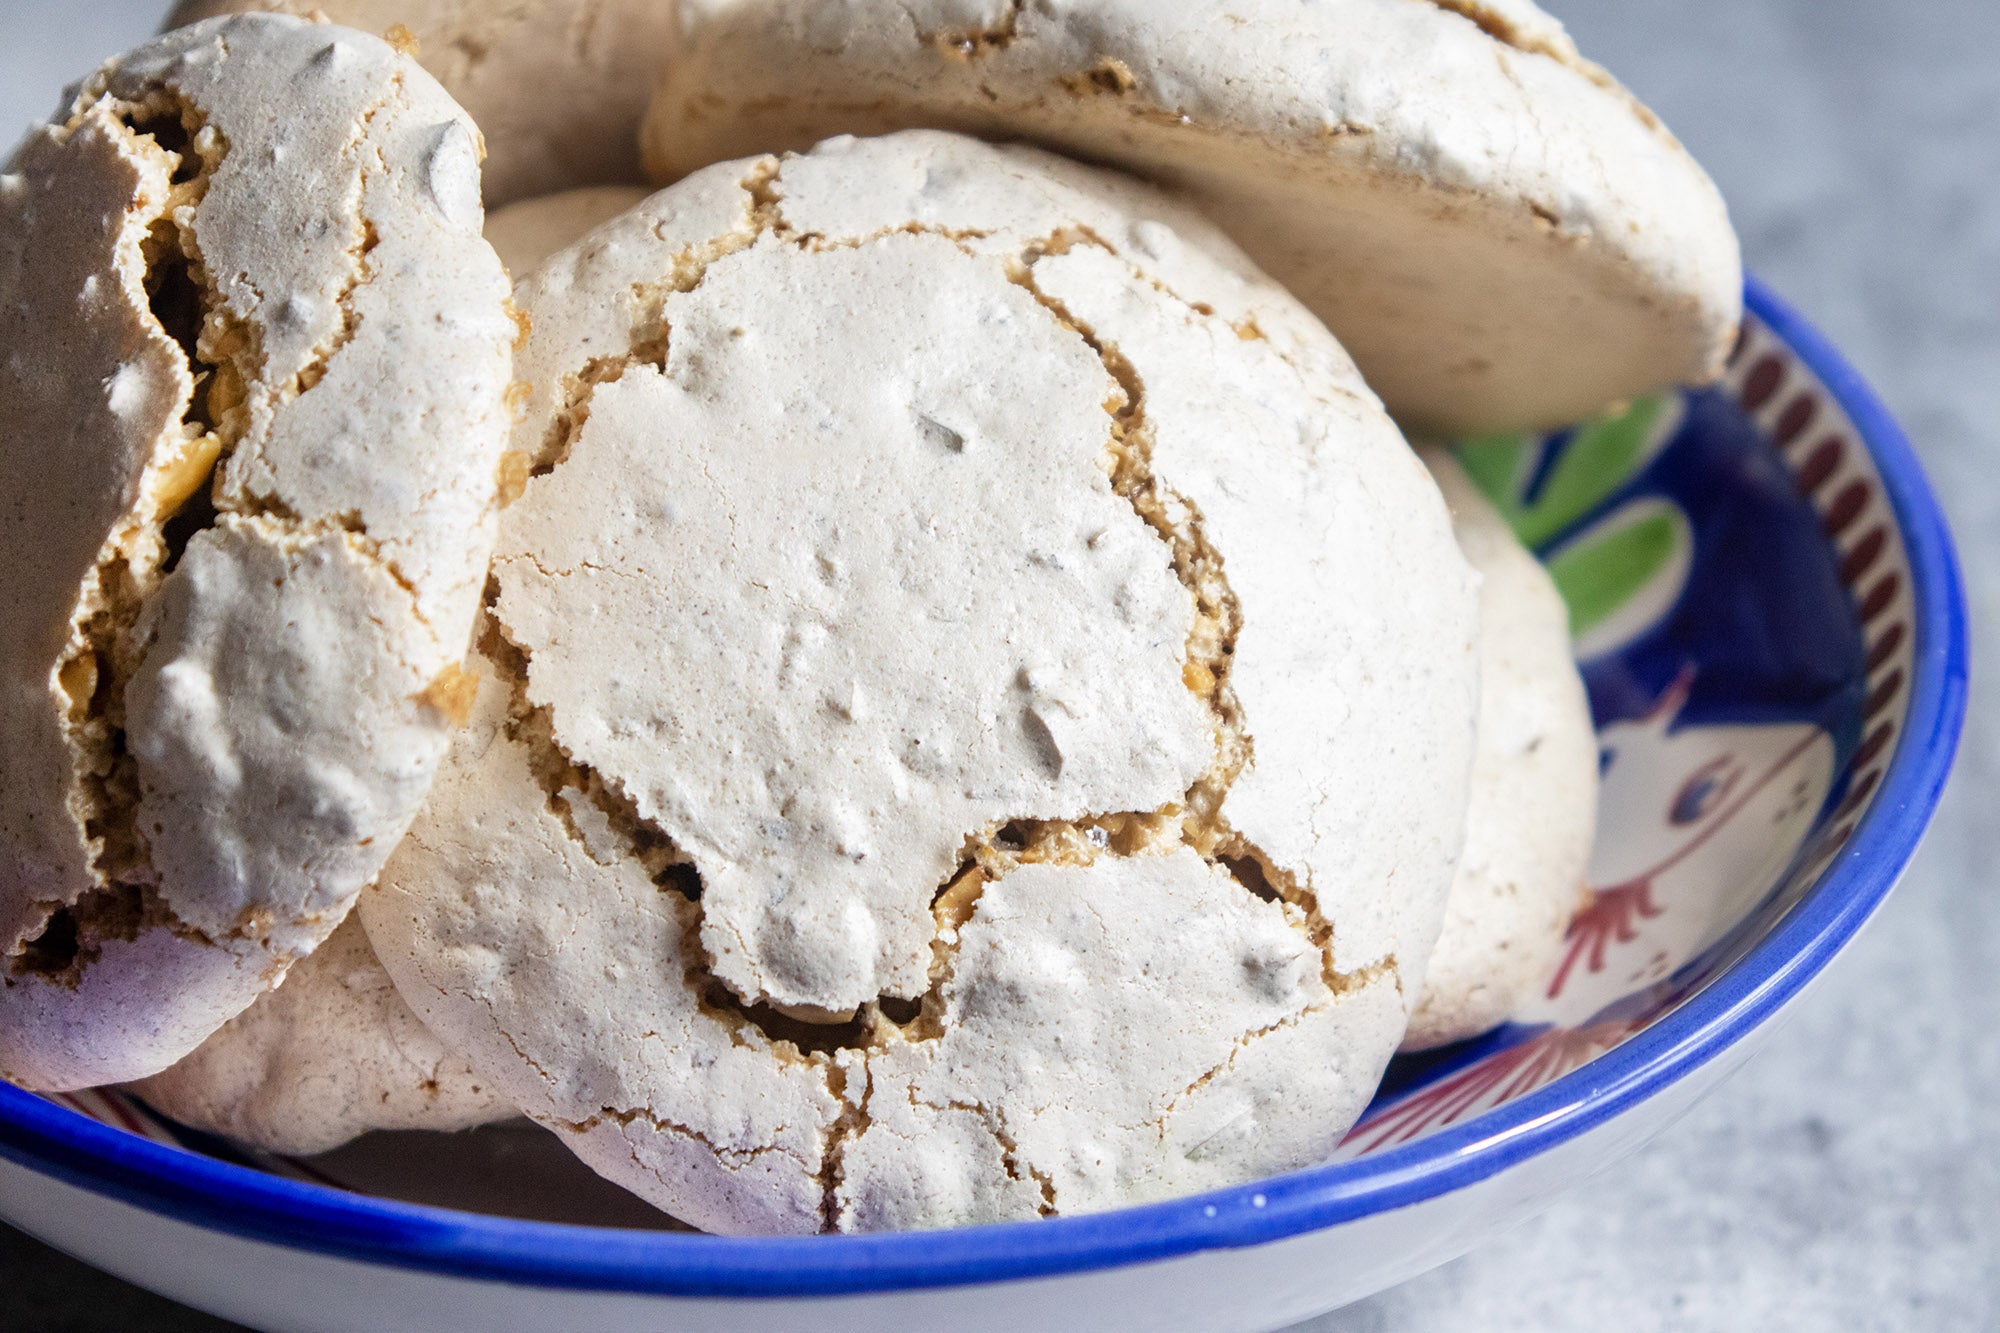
[{"left": 363, "top": 130, "right": 1479, "bottom": 1233}]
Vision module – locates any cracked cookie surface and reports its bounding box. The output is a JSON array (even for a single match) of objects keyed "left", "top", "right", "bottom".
[
  {"left": 363, "top": 131, "right": 1478, "bottom": 1233},
  {"left": 1404, "top": 450, "right": 1599, "bottom": 1051},
  {"left": 646, "top": 0, "right": 1742, "bottom": 437},
  {"left": 168, "top": 0, "right": 683, "bottom": 205},
  {"left": 117, "top": 181, "right": 653, "bottom": 1149},
  {"left": 0, "top": 14, "right": 514, "bottom": 1090}
]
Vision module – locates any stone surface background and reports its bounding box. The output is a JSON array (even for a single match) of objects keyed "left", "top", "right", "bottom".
[{"left": 1, "top": 1, "right": 1993, "bottom": 1328}]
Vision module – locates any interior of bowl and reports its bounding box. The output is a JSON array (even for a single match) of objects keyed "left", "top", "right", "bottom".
[{"left": 0, "top": 277, "right": 1967, "bottom": 1296}]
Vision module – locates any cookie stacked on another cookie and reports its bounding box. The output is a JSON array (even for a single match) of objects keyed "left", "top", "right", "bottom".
[
  {"left": 647, "top": 0, "right": 1742, "bottom": 435},
  {"left": 124, "top": 185, "right": 647, "bottom": 1155},
  {"left": 1407, "top": 451, "right": 1601, "bottom": 1052}
]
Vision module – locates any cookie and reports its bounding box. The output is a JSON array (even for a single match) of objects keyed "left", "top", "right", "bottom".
[
  {"left": 0, "top": 15, "right": 515, "bottom": 1090},
  {"left": 167, "top": 0, "right": 682, "bottom": 205},
  {"left": 1403, "top": 449, "right": 1599, "bottom": 1051},
  {"left": 118, "top": 182, "right": 641, "bottom": 1149},
  {"left": 126, "top": 915, "right": 512, "bottom": 1154},
  {"left": 121, "top": 180, "right": 645, "bottom": 1152},
  {"left": 363, "top": 130, "right": 1479, "bottom": 1233},
  {"left": 646, "top": 0, "right": 1741, "bottom": 436},
  {"left": 486, "top": 186, "right": 651, "bottom": 276}
]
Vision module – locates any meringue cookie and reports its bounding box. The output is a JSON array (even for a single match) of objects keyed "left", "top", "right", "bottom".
[
  {"left": 117, "top": 179, "right": 654, "bottom": 1153},
  {"left": 167, "top": 0, "right": 681, "bottom": 205},
  {"left": 646, "top": 0, "right": 1741, "bottom": 436},
  {"left": 364, "top": 131, "right": 1478, "bottom": 1233},
  {"left": 1404, "top": 449, "right": 1599, "bottom": 1051},
  {"left": 0, "top": 15, "right": 513, "bottom": 1090},
  {"left": 126, "top": 915, "right": 512, "bottom": 1154}
]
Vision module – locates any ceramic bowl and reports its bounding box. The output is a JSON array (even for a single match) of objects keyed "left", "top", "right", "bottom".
[{"left": 0, "top": 277, "right": 1967, "bottom": 1332}]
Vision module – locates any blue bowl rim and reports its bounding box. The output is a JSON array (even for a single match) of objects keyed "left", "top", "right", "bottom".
[{"left": 0, "top": 275, "right": 1970, "bottom": 1300}]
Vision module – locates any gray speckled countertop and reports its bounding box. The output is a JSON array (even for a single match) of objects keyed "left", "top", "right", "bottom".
[{"left": 1, "top": 2, "right": 1994, "bottom": 1328}]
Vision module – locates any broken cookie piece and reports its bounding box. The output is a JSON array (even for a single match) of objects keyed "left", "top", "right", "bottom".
[
  {"left": 126, "top": 914, "right": 513, "bottom": 1155},
  {"left": 1404, "top": 450, "right": 1601, "bottom": 1052},
  {"left": 0, "top": 14, "right": 515, "bottom": 1090},
  {"left": 363, "top": 130, "right": 1479, "bottom": 1233},
  {"left": 167, "top": 0, "right": 683, "bottom": 205},
  {"left": 646, "top": 0, "right": 1743, "bottom": 436}
]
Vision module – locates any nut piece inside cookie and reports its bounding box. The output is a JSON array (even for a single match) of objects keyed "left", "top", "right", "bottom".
[{"left": 23, "top": 94, "right": 242, "bottom": 989}]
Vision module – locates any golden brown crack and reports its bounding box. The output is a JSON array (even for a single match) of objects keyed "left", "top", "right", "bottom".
[
  {"left": 1418, "top": 0, "right": 1664, "bottom": 134},
  {"left": 1003, "top": 239, "right": 1369, "bottom": 1002},
  {"left": 560, "top": 1106, "right": 795, "bottom": 1167},
  {"left": 6, "top": 886, "right": 144, "bottom": 985},
  {"left": 171, "top": 78, "right": 428, "bottom": 603},
  {"left": 1003, "top": 247, "right": 1249, "bottom": 844},
  {"left": 265, "top": 74, "right": 402, "bottom": 434},
  {"left": 475, "top": 160, "right": 930, "bottom": 1076},
  {"left": 1059, "top": 56, "right": 1138, "bottom": 98},
  {"left": 478, "top": 594, "right": 910, "bottom": 1074},
  {"left": 989, "top": 1112, "right": 1058, "bottom": 1217},
  {"left": 818, "top": 1060, "right": 870, "bottom": 1229},
  {"left": 18, "top": 73, "right": 421, "bottom": 984},
  {"left": 931, "top": 0, "right": 1029, "bottom": 60},
  {"left": 1422, "top": 0, "right": 1566, "bottom": 59},
  {"left": 526, "top": 161, "right": 781, "bottom": 481},
  {"left": 290, "top": 220, "right": 379, "bottom": 397},
  {"left": 13, "top": 96, "right": 241, "bottom": 985},
  {"left": 496, "top": 160, "right": 1372, "bottom": 1225},
  {"left": 478, "top": 610, "right": 690, "bottom": 890}
]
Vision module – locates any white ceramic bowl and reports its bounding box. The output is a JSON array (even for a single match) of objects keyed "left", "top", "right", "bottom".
[{"left": 0, "top": 278, "right": 1967, "bottom": 1332}]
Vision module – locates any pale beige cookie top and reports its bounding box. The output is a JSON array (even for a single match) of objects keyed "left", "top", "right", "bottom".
[
  {"left": 126, "top": 914, "right": 512, "bottom": 1155},
  {"left": 647, "top": 0, "right": 1742, "bottom": 436},
  {"left": 1404, "top": 450, "right": 1599, "bottom": 1051},
  {"left": 0, "top": 14, "right": 514, "bottom": 1091},
  {"left": 364, "top": 130, "right": 1478, "bottom": 1232},
  {"left": 168, "top": 0, "right": 682, "bottom": 205},
  {"left": 485, "top": 186, "right": 651, "bottom": 277}
]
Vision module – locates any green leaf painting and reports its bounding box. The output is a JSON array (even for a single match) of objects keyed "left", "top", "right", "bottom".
[
  {"left": 1457, "top": 395, "right": 1674, "bottom": 546},
  {"left": 1454, "top": 395, "right": 1695, "bottom": 655}
]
